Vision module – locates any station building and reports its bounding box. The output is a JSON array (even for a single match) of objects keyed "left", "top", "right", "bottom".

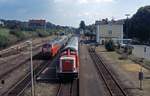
[
  {"left": 28, "top": 19, "right": 46, "bottom": 29},
  {"left": 95, "top": 19, "right": 124, "bottom": 44}
]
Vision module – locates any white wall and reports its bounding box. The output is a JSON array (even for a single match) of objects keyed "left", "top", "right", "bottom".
[
  {"left": 132, "top": 45, "right": 150, "bottom": 60},
  {"left": 96, "top": 22, "right": 123, "bottom": 44}
]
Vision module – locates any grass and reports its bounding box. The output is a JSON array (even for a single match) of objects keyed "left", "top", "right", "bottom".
[
  {"left": 105, "top": 51, "right": 134, "bottom": 64},
  {"left": 111, "top": 48, "right": 150, "bottom": 72},
  {"left": 101, "top": 49, "right": 143, "bottom": 72},
  {"left": 144, "top": 60, "right": 150, "bottom": 66}
]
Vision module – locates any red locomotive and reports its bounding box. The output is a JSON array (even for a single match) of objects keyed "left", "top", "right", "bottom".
[
  {"left": 42, "top": 36, "right": 68, "bottom": 58},
  {"left": 57, "top": 37, "right": 79, "bottom": 79}
]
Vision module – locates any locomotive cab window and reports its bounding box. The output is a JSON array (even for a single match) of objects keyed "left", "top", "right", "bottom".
[
  {"left": 43, "top": 44, "right": 51, "bottom": 48},
  {"left": 62, "top": 59, "right": 74, "bottom": 65}
]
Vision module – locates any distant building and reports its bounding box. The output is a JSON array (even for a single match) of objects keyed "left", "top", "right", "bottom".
[
  {"left": 20, "top": 22, "right": 28, "bottom": 29},
  {"left": 28, "top": 19, "right": 46, "bottom": 29},
  {"left": 95, "top": 19, "right": 124, "bottom": 44},
  {"left": 0, "top": 20, "right": 4, "bottom": 27}
]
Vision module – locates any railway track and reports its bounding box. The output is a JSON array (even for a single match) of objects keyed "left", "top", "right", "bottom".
[
  {"left": 56, "top": 79, "right": 78, "bottom": 96},
  {"left": 0, "top": 38, "right": 53, "bottom": 96},
  {"left": 0, "top": 49, "right": 40, "bottom": 80},
  {"left": 0, "top": 36, "right": 53, "bottom": 80},
  {"left": 2, "top": 60, "right": 50, "bottom": 96},
  {"left": 88, "top": 47, "right": 128, "bottom": 96},
  {"left": 0, "top": 41, "right": 43, "bottom": 58},
  {"left": 0, "top": 41, "right": 43, "bottom": 68},
  {"left": 1, "top": 44, "right": 61, "bottom": 96},
  {"left": 0, "top": 36, "right": 50, "bottom": 58}
]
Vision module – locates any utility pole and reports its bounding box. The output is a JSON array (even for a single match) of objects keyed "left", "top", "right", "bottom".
[{"left": 125, "top": 14, "right": 130, "bottom": 38}]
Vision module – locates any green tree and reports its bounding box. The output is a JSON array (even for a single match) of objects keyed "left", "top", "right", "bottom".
[
  {"left": 127, "top": 6, "right": 150, "bottom": 42},
  {"left": 79, "top": 20, "right": 86, "bottom": 30},
  {"left": 105, "top": 40, "right": 115, "bottom": 51}
]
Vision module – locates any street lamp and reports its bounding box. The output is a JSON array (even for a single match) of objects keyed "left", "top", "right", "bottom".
[{"left": 26, "top": 40, "right": 35, "bottom": 96}]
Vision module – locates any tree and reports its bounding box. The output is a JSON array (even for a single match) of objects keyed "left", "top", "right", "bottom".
[
  {"left": 127, "top": 6, "right": 150, "bottom": 42},
  {"left": 105, "top": 40, "right": 115, "bottom": 51},
  {"left": 79, "top": 20, "right": 86, "bottom": 30}
]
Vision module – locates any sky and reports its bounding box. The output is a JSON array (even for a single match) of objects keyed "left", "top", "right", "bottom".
[{"left": 0, "top": 0, "right": 150, "bottom": 27}]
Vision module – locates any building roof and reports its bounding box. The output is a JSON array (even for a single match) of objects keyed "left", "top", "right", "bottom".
[
  {"left": 29, "top": 19, "right": 46, "bottom": 25},
  {"left": 95, "top": 19, "right": 124, "bottom": 25}
]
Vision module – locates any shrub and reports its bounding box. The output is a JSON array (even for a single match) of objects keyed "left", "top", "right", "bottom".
[
  {"left": 8, "top": 35, "right": 18, "bottom": 44},
  {"left": 0, "top": 35, "right": 9, "bottom": 48},
  {"left": 36, "top": 30, "right": 50, "bottom": 37},
  {"left": 0, "top": 28, "right": 52, "bottom": 49},
  {"left": 0, "top": 28, "right": 10, "bottom": 48},
  {"left": 118, "top": 54, "right": 128, "bottom": 60},
  {"left": 105, "top": 40, "right": 115, "bottom": 51},
  {"left": 10, "top": 30, "right": 26, "bottom": 40},
  {"left": 128, "top": 47, "right": 133, "bottom": 55}
]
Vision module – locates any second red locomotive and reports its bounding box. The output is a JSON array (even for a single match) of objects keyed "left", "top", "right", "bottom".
[
  {"left": 57, "top": 36, "right": 79, "bottom": 79},
  {"left": 42, "top": 36, "right": 68, "bottom": 58}
]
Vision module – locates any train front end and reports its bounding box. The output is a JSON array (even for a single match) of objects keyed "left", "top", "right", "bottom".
[
  {"left": 58, "top": 55, "right": 78, "bottom": 79},
  {"left": 41, "top": 43, "right": 52, "bottom": 57}
]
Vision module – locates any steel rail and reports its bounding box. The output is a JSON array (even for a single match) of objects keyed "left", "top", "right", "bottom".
[{"left": 88, "top": 47, "right": 128, "bottom": 96}]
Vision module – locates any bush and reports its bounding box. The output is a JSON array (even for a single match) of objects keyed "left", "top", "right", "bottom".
[
  {"left": 0, "top": 35, "right": 9, "bottom": 48},
  {"left": 118, "top": 53, "right": 128, "bottom": 60},
  {"left": 0, "top": 34, "right": 18, "bottom": 48},
  {"left": 36, "top": 29, "right": 50, "bottom": 37},
  {"left": 0, "top": 28, "right": 52, "bottom": 49},
  {"left": 10, "top": 30, "right": 27, "bottom": 40},
  {"left": 8, "top": 35, "right": 18, "bottom": 44},
  {"left": 128, "top": 47, "right": 133, "bottom": 55},
  {"left": 105, "top": 40, "right": 115, "bottom": 51},
  {"left": 124, "top": 46, "right": 133, "bottom": 55},
  {"left": 0, "top": 28, "right": 10, "bottom": 48}
]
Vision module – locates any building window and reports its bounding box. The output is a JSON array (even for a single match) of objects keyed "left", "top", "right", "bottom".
[{"left": 108, "top": 30, "right": 112, "bottom": 35}]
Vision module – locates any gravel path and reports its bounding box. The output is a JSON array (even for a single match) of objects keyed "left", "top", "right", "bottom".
[{"left": 79, "top": 44, "right": 106, "bottom": 96}]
